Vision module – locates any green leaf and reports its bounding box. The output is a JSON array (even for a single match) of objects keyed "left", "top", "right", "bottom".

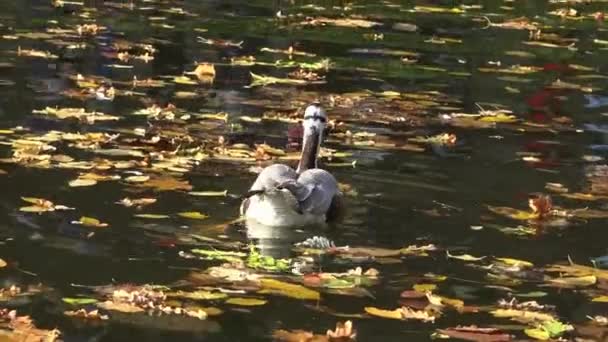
[
  {"left": 178, "top": 211, "right": 209, "bottom": 220},
  {"left": 259, "top": 279, "right": 320, "bottom": 300},
  {"left": 134, "top": 214, "right": 170, "bottom": 219},
  {"left": 225, "top": 297, "right": 267, "bottom": 306},
  {"left": 525, "top": 328, "right": 550, "bottom": 340},
  {"left": 62, "top": 297, "right": 98, "bottom": 305}
]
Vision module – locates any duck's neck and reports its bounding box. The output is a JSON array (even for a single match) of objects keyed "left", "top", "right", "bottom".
[{"left": 296, "top": 131, "right": 320, "bottom": 173}]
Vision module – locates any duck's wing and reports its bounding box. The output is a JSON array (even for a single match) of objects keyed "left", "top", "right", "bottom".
[
  {"left": 241, "top": 164, "right": 299, "bottom": 215},
  {"left": 248, "top": 164, "right": 298, "bottom": 192},
  {"left": 288, "top": 169, "right": 339, "bottom": 216}
]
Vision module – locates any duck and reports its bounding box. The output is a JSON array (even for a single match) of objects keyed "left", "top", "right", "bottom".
[{"left": 240, "top": 103, "right": 342, "bottom": 227}]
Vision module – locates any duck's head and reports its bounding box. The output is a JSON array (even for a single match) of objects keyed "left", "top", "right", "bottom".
[{"left": 297, "top": 103, "right": 327, "bottom": 173}]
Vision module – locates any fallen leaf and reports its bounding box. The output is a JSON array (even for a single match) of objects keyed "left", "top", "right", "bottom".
[
  {"left": 62, "top": 297, "right": 98, "bottom": 305},
  {"left": 225, "top": 297, "right": 267, "bottom": 306},
  {"left": 447, "top": 250, "right": 487, "bottom": 261},
  {"left": 178, "top": 211, "right": 209, "bottom": 220},
  {"left": 259, "top": 279, "right": 320, "bottom": 300},
  {"left": 134, "top": 214, "right": 170, "bottom": 219},
  {"left": 68, "top": 178, "right": 98, "bottom": 187},
  {"left": 437, "top": 326, "right": 513, "bottom": 341},
  {"left": 72, "top": 216, "right": 109, "bottom": 228},
  {"left": 364, "top": 307, "right": 403, "bottom": 320},
  {"left": 547, "top": 275, "right": 596, "bottom": 287}
]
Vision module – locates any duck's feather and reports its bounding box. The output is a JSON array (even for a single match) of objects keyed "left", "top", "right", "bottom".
[{"left": 242, "top": 164, "right": 340, "bottom": 226}]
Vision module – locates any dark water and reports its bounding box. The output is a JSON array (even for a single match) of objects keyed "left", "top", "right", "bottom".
[{"left": 1, "top": 0, "right": 608, "bottom": 341}]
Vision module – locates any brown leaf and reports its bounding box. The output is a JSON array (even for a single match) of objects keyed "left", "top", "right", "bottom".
[{"left": 437, "top": 326, "right": 512, "bottom": 341}]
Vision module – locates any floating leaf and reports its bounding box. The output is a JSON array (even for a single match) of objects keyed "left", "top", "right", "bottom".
[
  {"left": 364, "top": 307, "right": 403, "bottom": 320},
  {"left": 72, "top": 216, "right": 108, "bottom": 228},
  {"left": 413, "top": 284, "right": 437, "bottom": 293},
  {"left": 62, "top": 298, "right": 98, "bottom": 305},
  {"left": 547, "top": 275, "right": 596, "bottom": 287},
  {"left": 259, "top": 279, "right": 320, "bottom": 300},
  {"left": 437, "top": 326, "right": 513, "bottom": 342},
  {"left": 134, "top": 214, "right": 170, "bottom": 219},
  {"left": 68, "top": 178, "right": 97, "bottom": 187},
  {"left": 167, "top": 290, "right": 227, "bottom": 301},
  {"left": 97, "top": 300, "right": 144, "bottom": 313},
  {"left": 487, "top": 206, "right": 540, "bottom": 220},
  {"left": 447, "top": 250, "right": 486, "bottom": 261},
  {"left": 225, "top": 297, "right": 267, "bottom": 306},
  {"left": 188, "top": 190, "right": 227, "bottom": 197},
  {"left": 125, "top": 175, "right": 150, "bottom": 183},
  {"left": 495, "top": 258, "right": 534, "bottom": 268},
  {"left": 178, "top": 211, "right": 209, "bottom": 220},
  {"left": 524, "top": 328, "right": 550, "bottom": 340},
  {"left": 490, "top": 309, "right": 555, "bottom": 323}
]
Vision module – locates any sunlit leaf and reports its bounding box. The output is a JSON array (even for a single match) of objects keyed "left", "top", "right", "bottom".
[
  {"left": 69, "top": 178, "right": 98, "bottom": 187},
  {"left": 125, "top": 175, "right": 150, "bottom": 183},
  {"left": 547, "top": 275, "right": 596, "bottom": 287},
  {"left": 495, "top": 258, "right": 534, "bottom": 268},
  {"left": 413, "top": 284, "right": 437, "bottom": 293},
  {"left": 259, "top": 279, "right": 320, "bottom": 300},
  {"left": 72, "top": 216, "right": 108, "bottom": 228},
  {"left": 62, "top": 297, "right": 98, "bottom": 305},
  {"left": 437, "top": 326, "right": 513, "bottom": 342},
  {"left": 188, "top": 190, "right": 228, "bottom": 197},
  {"left": 487, "top": 206, "right": 540, "bottom": 220},
  {"left": 490, "top": 309, "right": 555, "bottom": 323},
  {"left": 447, "top": 250, "right": 486, "bottom": 261},
  {"left": 225, "top": 297, "right": 267, "bottom": 306},
  {"left": 178, "top": 211, "right": 209, "bottom": 220},
  {"left": 134, "top": 214, "right": 170, "bottom": 219}
]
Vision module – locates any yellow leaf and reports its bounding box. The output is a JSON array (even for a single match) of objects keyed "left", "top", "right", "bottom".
[
  {"left": 178, "top": 211, "right": 209, "bottom": 220},
  {"left": 495, "top": 257, "right": 534, "bottom": 268},
  {"left": 74, "top": 216, "right": 108, "bottom": 228},
  {"left": 400, "top": 306, "right": 436, "bottom": 322},
  {"left": 134, "top": 214, "right": 170, "bottom": 219},
  {"left": 413, "top": 284, "right": 437, "bottom": 293},
  {"left": 97, "top": 300, "right": 143, "bottom": 313},
  {"left": 19, "top": 206, "right": 49, "bottom": 213},
  {"left": 364, "top": 307, "right": 403, "bottom": 320},
  {"left": 592, "top": 296, "right": 608, "bottom": 302},
  {"left": 490, "top": 309, "right": 555, "bottom": 322},
  {"left": 548, "top": 275, "right": 596, "bottom": 287},
  {"left": 225, "top": 297, "right": 267, "bottom": 306},
  {"left": 478, "top": 113, "right": 518, "bottom": 123},
  {"left": 69, "top": 178, "right": 97, "bottom": 187},
  {"left": 446, "top": 250, "right": 486, "bottom": 261},
  {"left": 259, "top": 279, "right": 320, "bottom": 300},
  {"left": 487, "top": 205, "right": 540, "bottom": 220},
  {"left": 524, "top": 328, "right": 550, "bottom": 340},
  {"left": 188, "top": 190, "right": 228, "bottom": 197},
  {"left": 125, "top": 175, "right": 150, "bottom": 183},
  {"left": 173, "top": 76, "right": 197, "bottom": 85}
]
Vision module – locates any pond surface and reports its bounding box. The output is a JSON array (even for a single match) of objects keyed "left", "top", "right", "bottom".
[{"left": 1, "top": 0, "right": 608, "bottom": 341}]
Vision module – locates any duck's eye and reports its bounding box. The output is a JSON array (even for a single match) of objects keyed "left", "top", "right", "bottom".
[{"left": 304, "top": 115, "right": 327, "bottom": 123}]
